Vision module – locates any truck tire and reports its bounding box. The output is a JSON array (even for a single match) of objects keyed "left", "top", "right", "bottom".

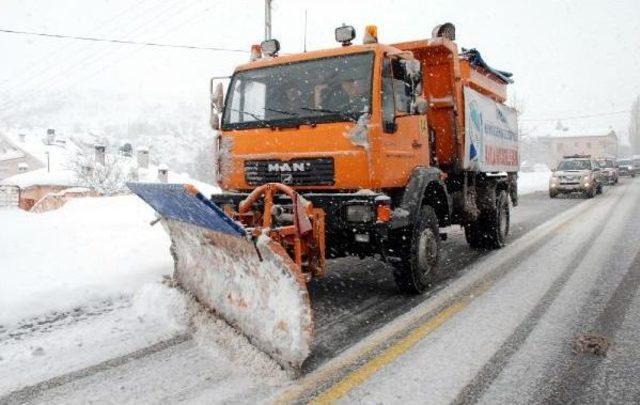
[
  {"left": 585, "top": 187, "right": 596, "bottom": 198},
  {"left": 464, "top": 221, "right": 484, "bottom": 248},
  {"left": 549, "top": 190, "right": 558, "bottom": 199},
  {"left": 484, "top": 190, "right": 510, "bottom": 249},
  {"left": 393, "top": 205, "right": 440, "bottom": 294},
  {"left": 464, "top": 190, "right": 510, "bottom": 249}
]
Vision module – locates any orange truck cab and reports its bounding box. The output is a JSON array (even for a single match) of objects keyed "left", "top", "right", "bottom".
[{"left": 209, "top": 23, "right": 519, "bottom": 293}]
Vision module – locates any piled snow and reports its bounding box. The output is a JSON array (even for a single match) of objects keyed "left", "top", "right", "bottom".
[
  {"left": 0, "top": 194, "right": 287, "bottom": 398},
  {"left": 1, "top": 167, "right": 79, "bottom": 188},
  {"left": 518, "top": 166, "right": 551, "bottom": 195},
  {"left": 0, "top": 195, "right": 173, "bottom": 326},
  {"left": 135, "top": 166, "right": 221, "bottom": 197}
]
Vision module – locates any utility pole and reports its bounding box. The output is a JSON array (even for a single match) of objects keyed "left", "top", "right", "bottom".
[
  {"left": 264, "top": 0, "right": 272, "bottom": 40},
  {"left": 303, "top": 9, "right": 308, "bottom": 52}
]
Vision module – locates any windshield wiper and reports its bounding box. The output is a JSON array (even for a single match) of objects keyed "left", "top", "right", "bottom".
[
  {"left": 227, "top": 107, "right": 275, "bottom": 128},
  {"left": 299, "top": 107, "right": 357, "bottom": 122},
  {"left": 263, "top": 107, "right": 298, "bottom": 117}
]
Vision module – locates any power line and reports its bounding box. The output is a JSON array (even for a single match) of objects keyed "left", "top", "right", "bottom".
[
  {"left": 0, "top": 1, "right": 237, "bottom": 114},
  {"left": 0, "top": 0, "right": 213, "bottom": 98},
  {"left": 520, "top": 110, "right": 630, "bottom": 122},
  {"left": 0, "top": 28, "right": 249, "bottom": 53}
]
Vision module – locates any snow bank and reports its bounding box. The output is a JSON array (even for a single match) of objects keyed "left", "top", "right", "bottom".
[
  {"left": 0, "top": 195, "right": 173, "bottom": 326},
  {"left": 518, "top": 167, "right": 551, "bottom": 195},
  {"left": 1, "top": 168, "right": 80, "bottom": 188}
]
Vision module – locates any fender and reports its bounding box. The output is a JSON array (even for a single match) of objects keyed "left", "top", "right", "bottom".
[{"left": 390, "top": 166, "right": 451, "bottom": 229}]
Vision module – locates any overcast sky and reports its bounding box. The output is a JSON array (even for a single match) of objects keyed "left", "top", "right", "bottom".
[{"left": 1, "top": 0, "right": 639, "bottom": 140}]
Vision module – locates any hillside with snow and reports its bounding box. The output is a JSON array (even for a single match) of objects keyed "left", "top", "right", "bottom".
[{"left": 1, "top": 90, "right": 217, "bottom": 183}]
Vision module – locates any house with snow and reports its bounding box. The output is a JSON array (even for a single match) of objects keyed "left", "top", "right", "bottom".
[
  {"left": 543, "top": 128, "right": 618, "bottom": 166},
  {"left": 0, "top": 129, "right": 83, "bottom": 210},
  {"left": 1, "top": 129, "right": 216, "bottom": 211},
  {"left": 0, "top": 133, "right": 45, "bottom": 180}
]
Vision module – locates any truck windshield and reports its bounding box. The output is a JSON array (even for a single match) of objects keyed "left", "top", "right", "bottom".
[{"left": 222, "top": 52, "right": 374, "bottom": 129}]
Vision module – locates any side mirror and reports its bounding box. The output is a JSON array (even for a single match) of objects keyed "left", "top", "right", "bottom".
[
  {"left": 210, "top": 80, "right": 224, "bottom": 131},
  {"left": 210, "top": 110, "right": 220, "bottom": 130},
  {"left": 413, "top": 96, "right": 428, "bottom": 114},
  {"left": 211, "top": 82, "right": 224, "bottom": 111}
]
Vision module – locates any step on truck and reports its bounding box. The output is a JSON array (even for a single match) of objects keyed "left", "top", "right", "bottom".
[{"left": 129, "top": 23, "right": 519, "bottom": 370}]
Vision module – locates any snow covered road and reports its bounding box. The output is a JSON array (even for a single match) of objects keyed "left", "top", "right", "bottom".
[
  {"left": 1, "top": 179, "right": 638, "bottom": 404},
  {"left": 306, "top": 177, "right": 640, "bottom": 403}
]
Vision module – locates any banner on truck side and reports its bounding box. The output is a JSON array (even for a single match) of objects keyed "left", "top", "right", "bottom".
[{"left": 463, "top": 87, "right": 519, "bottom": 172}]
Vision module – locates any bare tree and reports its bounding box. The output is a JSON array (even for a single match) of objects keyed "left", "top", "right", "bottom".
[{"left": 629, "top": 96, "right": 640, "bottom": 155}]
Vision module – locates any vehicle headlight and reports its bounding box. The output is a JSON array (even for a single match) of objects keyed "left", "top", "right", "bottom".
[{"left": 345, "top": 204, "right": 374, "bottom": 223}]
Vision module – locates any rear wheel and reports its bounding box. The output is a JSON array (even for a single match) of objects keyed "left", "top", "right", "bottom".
[
  {"left": 483, "top": 190, "right": 510, "bottom": 249},
  {"left": 464, "top": 190, "right": 510, "bottom": 249},
  {"left": 596, "top": 183, "right": 603, "bottom": 194},
  {"left": 393, "top": 205, "right": 440, "bottom": 294}
]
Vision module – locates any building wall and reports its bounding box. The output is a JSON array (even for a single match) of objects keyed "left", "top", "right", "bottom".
[
  {"left": 18, "top": 185, "right": 69, "bottom": 211},
  {"left": 548, "top": 134, "right": 618, "bottom": 166}
]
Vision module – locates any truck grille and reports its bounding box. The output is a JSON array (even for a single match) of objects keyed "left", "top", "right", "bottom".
[{"left": 244, "top": 158, "right": 335, "bottom": 186}]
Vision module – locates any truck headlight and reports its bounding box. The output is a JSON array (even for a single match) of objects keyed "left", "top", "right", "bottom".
[{"left": 345, "top": 204, "right": 374, "bottom": 222}]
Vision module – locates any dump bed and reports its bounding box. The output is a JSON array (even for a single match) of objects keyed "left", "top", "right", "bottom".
[{"left": 394, "top": 38, "right": 519, "bottom": 173}]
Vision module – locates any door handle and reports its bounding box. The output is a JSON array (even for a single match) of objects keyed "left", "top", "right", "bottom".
[{"left": 411, "top": 140, "right": 422, "bottom": 149}]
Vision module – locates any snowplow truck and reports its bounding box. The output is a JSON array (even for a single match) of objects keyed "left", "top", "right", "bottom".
[{"left": 129, "top": 23, "right": 519, "bottom": 370}]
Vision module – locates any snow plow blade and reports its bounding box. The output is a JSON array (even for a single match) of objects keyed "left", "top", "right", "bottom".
[{"left": 127, "top": 183, "right": 313, "bottom": 369}]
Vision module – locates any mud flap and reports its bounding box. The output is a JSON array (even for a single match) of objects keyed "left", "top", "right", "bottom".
[{"left": 127, "top": 183, "right": 313, "bottom": 369}]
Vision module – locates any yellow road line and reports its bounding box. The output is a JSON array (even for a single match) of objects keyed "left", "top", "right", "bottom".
[{"left": 311, "top": 299, "right": 470, "bottom": 404}]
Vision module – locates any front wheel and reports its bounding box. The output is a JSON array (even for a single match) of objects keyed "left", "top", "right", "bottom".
[
  {"left": 585, "top": 187, "right": 596, "bottom": 198},
  {"left": 392, "top": 205, "right": 440, "bottom": 294}
]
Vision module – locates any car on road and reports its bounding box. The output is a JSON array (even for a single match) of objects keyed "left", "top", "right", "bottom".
[
  {"left": 634, "top": 156, "right": 640, "bottom": 175},
  {"left": 549, "top": 155, "right": 604, "bottom": 198},
  {"left": 617, "top": 158, "right": 636, "bottom": 177},
  {"left": 596, "top": 157, "right": 619, "bottom": 184}
]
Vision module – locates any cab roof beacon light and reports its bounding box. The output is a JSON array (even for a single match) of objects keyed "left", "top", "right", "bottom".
[
  {"left": 363, "top": 25, "right": 378, "bottom": 44},
  {"left": 250, "top": 44, "right": 262, "bottom": 61},
  {"left": 335, "top": 24, "right": 356, "bottom": 46}
]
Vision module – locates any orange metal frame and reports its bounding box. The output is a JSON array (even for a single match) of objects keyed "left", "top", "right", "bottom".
[{"left": 235, "top": 183, "right": 326, "bottom": 280}]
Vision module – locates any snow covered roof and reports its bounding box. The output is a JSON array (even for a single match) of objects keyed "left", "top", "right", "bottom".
[
  {"left": 1, "top": 168, "right": 80, "bottom": 188},
  {"left": 547, "top": 128, "right": 616, "bottom": 139},
  {"left": 0, "top": 136, "right": 25, "bottom": 162},
  {"left": 3, "top": 129, "right": 81, "bottom": 171}
]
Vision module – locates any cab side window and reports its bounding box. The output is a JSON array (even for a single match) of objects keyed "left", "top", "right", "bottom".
[
  {"left": 382, "top": 58, "right": 413, "bottom": 125},
  {"left": 391, "top": 59, "right": 412, "bottom": 114},
  {"left": 382, "top": 59, "right": 395, "bottom": 124}
]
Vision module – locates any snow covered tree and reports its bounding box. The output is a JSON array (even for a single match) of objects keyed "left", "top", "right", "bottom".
[{"left": 69, "top": 152, "right": 128, "bottom": 195}]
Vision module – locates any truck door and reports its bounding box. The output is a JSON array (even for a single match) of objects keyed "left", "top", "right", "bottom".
[{"left": 380, "top": 58, "right": 429, "bottom": 185}]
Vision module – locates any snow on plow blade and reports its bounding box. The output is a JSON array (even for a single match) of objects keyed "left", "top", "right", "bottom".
[{"left": 127, "top": 183, "right": 313, "bottom": 369}]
